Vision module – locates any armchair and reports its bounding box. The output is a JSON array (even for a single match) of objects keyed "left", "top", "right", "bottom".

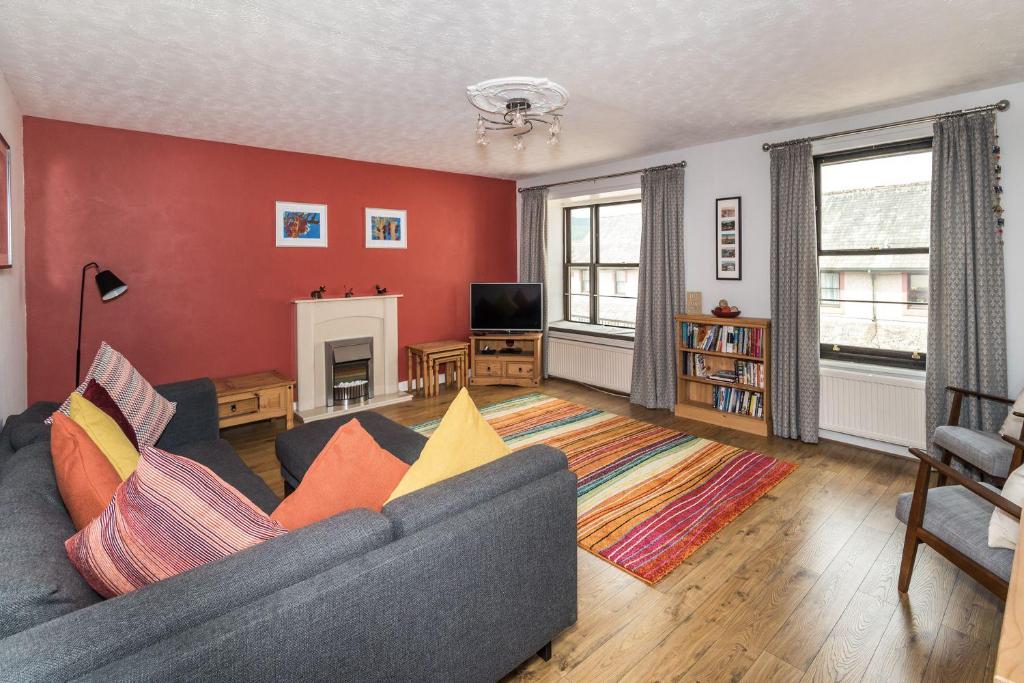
[
  {"left": 933, "top": 385, "right": 1024, "bottom": 484},
  {"left": 897, "top": 438, "right": 1024, "bottom": 600}
]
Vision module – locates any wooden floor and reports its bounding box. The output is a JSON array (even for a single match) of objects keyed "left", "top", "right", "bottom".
[{"left": 222, "top": 379, "right": 1003, "bottom": 683}]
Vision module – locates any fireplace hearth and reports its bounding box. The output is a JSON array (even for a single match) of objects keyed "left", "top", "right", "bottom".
[{"left": 324, "top": 337, "right": 373, "bottom": 407}]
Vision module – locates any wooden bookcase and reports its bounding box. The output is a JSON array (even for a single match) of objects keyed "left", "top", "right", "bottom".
[
  {"left": 469, "top": 332, "right": 542, "bottom": 387},
  {"left": 674, "top": 314, "right": 772, "bottom": 437}
]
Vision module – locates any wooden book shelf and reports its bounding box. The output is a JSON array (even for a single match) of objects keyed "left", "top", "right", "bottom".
[{"left": 675, "top": 314, "right": 772, "bottom": 437}]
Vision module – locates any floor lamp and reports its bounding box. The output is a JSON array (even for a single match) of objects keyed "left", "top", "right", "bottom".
[{"left": 77, "top": 262, "right": 128, "bottom": 386}]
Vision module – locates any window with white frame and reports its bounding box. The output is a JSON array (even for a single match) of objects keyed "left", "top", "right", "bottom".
[
  {"left": 564, "top": 200, "right": 641, "bottom": 329},
  {"left": 815, "top": 138, "right": 932, "bottom": 369}
]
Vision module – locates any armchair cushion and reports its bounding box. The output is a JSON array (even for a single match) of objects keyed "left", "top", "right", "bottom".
[
  {"left": 934, "top": 425, "right": 1015, "bottom": 478},
  {"left": 896, "top": 484, "right": 1014, "bottom": 581}
]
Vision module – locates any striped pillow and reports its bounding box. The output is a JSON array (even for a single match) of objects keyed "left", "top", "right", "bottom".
[
  {"left": 66, "top": 446, "right": 286, "bottom": 598},
  {"left": 49, "top": 342, "right": 175, "bottom": 447}
]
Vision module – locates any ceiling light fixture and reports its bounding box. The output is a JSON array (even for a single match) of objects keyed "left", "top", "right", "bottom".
[{"left": 466, "top": 77, "right": 568, "bottom": 151}]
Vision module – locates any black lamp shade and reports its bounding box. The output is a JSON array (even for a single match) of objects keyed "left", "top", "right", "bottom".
[{"left": 95, "top": 269, "right": 127, "bottom": 301}]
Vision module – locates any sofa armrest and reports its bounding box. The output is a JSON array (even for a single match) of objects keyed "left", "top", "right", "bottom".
[
  {"left": 0, "top": 509, "right": 392, "bottom": 681},
  {"left": 154, "top": 378, "right": 219, "bottom": 449},
  {"left": 382, "top": 444, "right": 571, "bottom": 537}
]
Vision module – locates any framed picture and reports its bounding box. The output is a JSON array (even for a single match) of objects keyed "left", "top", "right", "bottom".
[
  {"left": 365, "top": 208, "right": 407, "bottom": 249},
  {"left": 715, "top": 196, "right": 741, "bottom": 280},
  {"left": 276, "top": 201, "right": 327, "bottom": 248},
  {"left": 0, "top": 132, "right": 11, "bottom": 268}
]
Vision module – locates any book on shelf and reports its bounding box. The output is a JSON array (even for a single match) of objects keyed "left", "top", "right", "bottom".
[
  {"left": 681, "top": 352, "right": 766, "bottom": 389},
  {"left": 680, "top": 322, "right": 763, "bottom": 358},
  {"left": 711, "top": 385, "right": 764, "bottom": 418}
]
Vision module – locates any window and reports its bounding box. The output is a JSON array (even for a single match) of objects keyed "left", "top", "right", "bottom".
[
  {"left": 815, "top": 138, "right": 932, "bottom": 369},
  {"left": 564, "top": 201, "right": 641, "bottom": 329}
]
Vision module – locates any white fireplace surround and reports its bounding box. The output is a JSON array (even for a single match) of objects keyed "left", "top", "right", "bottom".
[{"left": 293, "top": 294, "right": 411, "bottom": 422}]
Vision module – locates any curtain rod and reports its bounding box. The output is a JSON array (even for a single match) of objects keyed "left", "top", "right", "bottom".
[
  {"left": 761, "top": 99, "right": 1010, "bottom": 152},
  {"left": 517, "top": 160, "right": 686, "bottom": 193}
]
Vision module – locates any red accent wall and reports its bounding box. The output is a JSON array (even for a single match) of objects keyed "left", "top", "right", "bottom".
[{"left": 24, "top": 117, "right": 517, "bottom": 403}]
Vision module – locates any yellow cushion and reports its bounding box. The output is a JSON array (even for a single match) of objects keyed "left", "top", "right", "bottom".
[
  {"left": 69, "top": 392, "right": 140, "bottom": 480},
  {"left": 385, "top": 388, "right": 510, "bottom": 502}
]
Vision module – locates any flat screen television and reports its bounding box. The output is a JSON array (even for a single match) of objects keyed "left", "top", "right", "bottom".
[{"left": 470, "top": 282, "right": 543, "bottom": 332}]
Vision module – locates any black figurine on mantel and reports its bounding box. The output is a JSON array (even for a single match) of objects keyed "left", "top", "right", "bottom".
[
  {"left": 343, "top": 285, "right": 354, "bottom": 298},
  {"left": 310, "top": 285, "right": 326, "bottom": 299},
  {"left": 374, "top": 284, "right": 388, "bottom": 295}
]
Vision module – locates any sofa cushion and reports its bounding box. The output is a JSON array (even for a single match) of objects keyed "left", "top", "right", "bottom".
[
  {"left": 69, "top": 392, "right": 139, "bottom": 480},
  {"left": 934, "top": 425, "right": 1015, "bottom": 478},
  {"left": 83, "top": 378, "right": 140, "bottom": 449},
  {"left": 272, "top": 418, "right": 409, "bottom": 531},
  {"left": 896, "top": 484, "right": 1014, "bottom": 581},
  {"left": 50, "top": 342, "right": 176, "bottom": 448},
  {"left": 0, "top": 442, "right": 102, "bottom": 638},
  {"left": 1, "top": 401, "right": 57, "bottom": 460},
  {"left": 276, "top": 411, "right": 427, "bottom": 488},
  {"left": 50, "top": 413, "right": 122, "bottom": 530},
  {"left": 67, "top": 447, "right": 287, "bottom": 598},
  {"left": 172, "top": 438, "right": 280, "bottom": 514},
  {"left": 386, "top": 388, "right": 510, "bottom": 503}
]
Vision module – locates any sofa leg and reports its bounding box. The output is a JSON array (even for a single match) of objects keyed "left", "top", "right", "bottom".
[{"left": 537, "top": 642, "right": 552, "bottom": 662}]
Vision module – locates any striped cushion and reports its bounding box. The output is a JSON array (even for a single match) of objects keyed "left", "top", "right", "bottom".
[
  {"left": 65, "top": 446, "right": 286, "bottom": 598},
  {"left": 48, "top": 342, "right": 176, "bottom": 447}
]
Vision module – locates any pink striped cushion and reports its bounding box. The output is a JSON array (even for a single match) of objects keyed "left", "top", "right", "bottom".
[
  {"left": 48, "top": 342, "right": 176, "bottom": 447},
  {"left": 66, "top": 446, "right": 286, "bottom": 598}
]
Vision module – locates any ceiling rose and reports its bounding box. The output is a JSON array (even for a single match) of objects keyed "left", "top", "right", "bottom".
[{"left": 466, "top": 77, "right": 568, "bottom": 150}]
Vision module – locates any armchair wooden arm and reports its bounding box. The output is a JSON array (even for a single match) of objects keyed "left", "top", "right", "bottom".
[
  {"left": 908, "top": 447, "right": 1022, "bottom": 519},
  {"left": 946, "top": 385, "right": 1016, "bottom": 405}
]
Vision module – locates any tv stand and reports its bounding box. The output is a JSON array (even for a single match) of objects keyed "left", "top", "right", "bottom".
[{"left": 470, "top": 332, "right": 542, "bottom": 387}]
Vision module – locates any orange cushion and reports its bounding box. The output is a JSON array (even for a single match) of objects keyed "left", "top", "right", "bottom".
[
  {"left": 271, "top": 418, "right": 410, "bottom": 531},
  {"left": 50, "top": 413, "right": 122, "bottom": 530}
]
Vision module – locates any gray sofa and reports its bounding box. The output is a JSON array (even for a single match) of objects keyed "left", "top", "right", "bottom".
[{"left": 0, "top": 378, "right": 578, "bottom": 682}]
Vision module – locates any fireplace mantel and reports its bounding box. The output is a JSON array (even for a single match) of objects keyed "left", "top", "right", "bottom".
[
  {"left": 293, "top": 294, "right": 411, "bottom": 422},
  {"left": 292, "top": 294, "right": 404, "bottom": 304}
]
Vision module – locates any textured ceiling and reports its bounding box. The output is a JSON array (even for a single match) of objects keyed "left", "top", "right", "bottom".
[{"left": 0, "top": 0, "right": 1022, "bottom": 179}]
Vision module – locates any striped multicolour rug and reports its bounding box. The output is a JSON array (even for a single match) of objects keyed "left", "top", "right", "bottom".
[{"left": 413, "top": 392, "right": 797, "bottom": 584}]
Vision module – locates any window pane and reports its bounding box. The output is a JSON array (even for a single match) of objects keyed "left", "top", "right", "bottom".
[
  {"left": 818, "top": 263, "right": 927, "bottom": 354},
  {"left": 568, "top": 267, "right": 590, "bottom": 294},
  {"left": 909, "top": 272, "right": 928, "bottom": 304},
  {"left": 569, "top": 294, "right": 590, "bottom": 323},
  {"left": 598, "top": 267, "right": 638, "bottom": 298},
  {"left": 598, "top": 203, "right": 641, "bottom": 263},
  {"left": 820, "top": 271, "right": 839, "bottom": 300},
  {"left": 597, "top": 297, "right": 637, "bottom": 328},
  {"left": 569, "top": 208, "right": 591, "bottom": 262},
  {"left": 819, "top": 150, "right": 932, "bottom": 252}
]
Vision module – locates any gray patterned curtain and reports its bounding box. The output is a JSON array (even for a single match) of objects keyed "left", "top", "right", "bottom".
[
  {"left": 630, "top": 166, "right": 685, "bottom": 409},
  {"left": 926, "top": 113, "right": 1007, "bottom": 459},
  {"left": 770, "top": 142, "right": 819, "bottom": 443},
  {"left": 519, "top": 188, "right": 549, "bottom": 377}
]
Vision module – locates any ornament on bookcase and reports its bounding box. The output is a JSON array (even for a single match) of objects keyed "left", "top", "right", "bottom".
[
  {"left": 711, "top": 299, "right": 741, "bottom": 318},
  {"left": 343, "top": 285, "right": 354, "bottom": 298},
  {"left": 310, "top": 285, "right": 327, "bottom": 300},
  {"left": 374, "top": 284, "right": 388, "bottom": 295},
  {"left": 685, "top": 291, "right": 703, "bottom": 315}
]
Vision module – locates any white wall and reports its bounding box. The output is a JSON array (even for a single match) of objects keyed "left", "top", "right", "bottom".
[
  {"left": 0, "top": 67, "right": 26, "bottom": 424},
  {"left": 519, "top": 81, "right": 1024, "bottom": 396}
]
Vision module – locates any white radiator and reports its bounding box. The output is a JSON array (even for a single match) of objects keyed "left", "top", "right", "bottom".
[
  {"left": 548, "top": 335, "right": 633, "bottom": 393},
  {"left": 819, "top": 364, "right": 926, "bottom": 448}
]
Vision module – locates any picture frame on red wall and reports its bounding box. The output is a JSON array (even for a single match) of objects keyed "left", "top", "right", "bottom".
[{"left": 276, "top": 201, "right": 328, "bottom": 248}]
